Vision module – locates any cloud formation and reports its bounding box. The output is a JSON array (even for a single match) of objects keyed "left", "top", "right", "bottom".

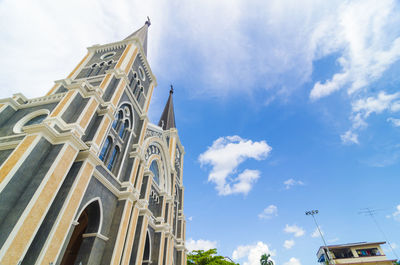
[
  {"left": 311, "top": 227, "right": 323, "bottom": 238},
  {"left": 392, "top": 205, "right": 400, "bottom": 221},
  {"left": 232, "top": 241, "right": 274, "bottom": 265},
  {"left": 283, "top": 239, "right": 295, "bottom": 249},
  {"left": 341, "top": 91, "right": 400, "bottom": 144},
  {"left": 283, "top": 257, "right": 302, "bottom": 265},
  {"left": 284, "top": 224, "right": 305, "bottom": 237},
  {"left": 199, "top": 136, "right": 272, "bottom": 195},
  {"left": 186, "top": 238, "right": 217, "bottom": 252},
  {"left": 258, "top": 205, "right": 278, "bottom": 220},
  {"left": 283, "top": 178, "right": 304, "bottom": 189},
  {"left": 310, "top": 0, "right": 400, "bottom": 100},
  {"left": 2, "top": 0, "right": 400, "bottom": 143}
]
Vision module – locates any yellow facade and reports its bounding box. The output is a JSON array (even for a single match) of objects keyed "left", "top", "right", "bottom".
[{"left": 318, "top": 242, "right": 397, "bottom": 265}]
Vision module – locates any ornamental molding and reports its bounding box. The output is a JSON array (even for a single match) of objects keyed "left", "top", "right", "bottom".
[{"left": 145, "top": 128, "right": 163, "bottom": 140}]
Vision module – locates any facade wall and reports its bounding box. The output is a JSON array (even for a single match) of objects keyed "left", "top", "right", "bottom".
[{"left": 0, "top": 26, "right": 186, "bottom": 265}]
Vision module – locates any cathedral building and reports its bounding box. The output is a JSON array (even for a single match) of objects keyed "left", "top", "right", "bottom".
[{"left": 0, "top": 20, "right": 186, "bottom": 265}]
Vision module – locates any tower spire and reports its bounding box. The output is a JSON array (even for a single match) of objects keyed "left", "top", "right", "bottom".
[
  {"left": 124, "top": 18, "right": 151, "bottom": 55},
  {"left": 158, "top": 85, "right": 176, "bottom": 130}
]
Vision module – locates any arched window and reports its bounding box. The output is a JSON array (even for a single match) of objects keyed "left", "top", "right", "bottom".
[
  {"left": 133, "top": 80, "right": 140, "bottom": 95},
  {"left": 129, "top": 75, "right": 135, "bottom": 87},
  {"left": 94, "top": 62, "right": 104, "bottom": 75},
  {"left": 112, "top": 111, "right": 123, "bottom": 130},
  {"left": 137, "top": 87, "right": 143, "bottom": 101},
  {"left": 104, "top": 60, "right": 112, "bottom": 71},
  {"left": 99, "top": 137, "right": 112, "bottom": 161},
  {"left": 107, "top": 146, "right": 119, "bottom": 170},
  {"left": 119, "top": 120, "right": 128, "bottom": 138},
  {"left": 24, "top": 114, "right": 47, "bottom": 126},
  {"left": 142, "top": 231, "right": 151, "bottom": 265},
  {"left": 87, "top": 64, "right": 97, "bottom": 77},
  {"left": 150, "top": 160, "right": 160, "bottom": 185}
]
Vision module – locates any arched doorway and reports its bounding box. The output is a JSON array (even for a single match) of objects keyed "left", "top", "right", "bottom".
[
  {"left": 142, "top": 231, "right": 151, "bottom": 265},
  {"left": 60, "top": 200, "right": 101, "bottom": 265}
]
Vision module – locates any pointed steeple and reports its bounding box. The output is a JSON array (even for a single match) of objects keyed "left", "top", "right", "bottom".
[
  {"left": 158, "top": 85, "right": 176, "bottom": 130},
  {"left": 125, "top": 17, "right": 151, "bottom": 55}
]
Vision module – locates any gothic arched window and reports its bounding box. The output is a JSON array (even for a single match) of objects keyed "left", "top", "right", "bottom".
[
  {"left": 99, "top": 137, "right": 112, "bottom": 161},
  {"left": 149, "top": 160, "right": 160, "bottom": 185},
  {"left": 87, "top": 64, "right": 97, "bottom": 77},
  {"left": 119, "top": 120, "right": 128, "bottom": 138},
  {"left": 107, "top": 146, "right": 119, "bottom": 170},
  {"left": 112, "top": 111, "right": 123, "bottom": 130},
  {"left": 133, "top": 80, "right": 140, "bottom": 95}
]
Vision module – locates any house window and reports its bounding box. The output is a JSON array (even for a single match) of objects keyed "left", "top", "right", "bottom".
[
  {"left": 332, "top": 248, "right": 354, "bottom": 259},
  {"left": 356, "top": 248, "right": 381, "bottom": 257}
]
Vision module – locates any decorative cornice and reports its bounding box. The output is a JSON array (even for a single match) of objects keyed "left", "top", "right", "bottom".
[
  {"left": 75, "top": 150, "right": 102, "bottom": 166},
  {"left": 23, "top": 122, "right": 87, "bottom": 150}
]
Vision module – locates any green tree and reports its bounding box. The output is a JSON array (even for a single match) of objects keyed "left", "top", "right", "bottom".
[
  {"left": 260, "top": 253, "right": 274, "bottom": 265},
  {"left": 187, "top": 249, "right": 239, "bottom": 265}
]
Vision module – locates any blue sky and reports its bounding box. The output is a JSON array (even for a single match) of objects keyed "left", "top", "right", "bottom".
[{"left": 1, "top": 0, "right": 400, "bottom": 264}]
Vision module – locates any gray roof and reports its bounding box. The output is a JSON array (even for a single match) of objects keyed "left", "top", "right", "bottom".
[
  {"left": 158, "top": 87, "right": 176, "bottom": 130},
  {"left": 124, "top": 19, "right": 150, "bottom": 55}
]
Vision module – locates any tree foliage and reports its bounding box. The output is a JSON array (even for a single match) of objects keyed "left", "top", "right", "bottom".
[
  {"left": 187, "top": 249, "right": 239, "bottom": 265},
  {"left": 260, "top": 253, "right": 274, "bottom": 265}
]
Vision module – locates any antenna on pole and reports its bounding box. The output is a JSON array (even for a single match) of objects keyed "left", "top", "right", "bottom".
[{"left": 358, "top": 207, "right": 399, "bottom": 260}]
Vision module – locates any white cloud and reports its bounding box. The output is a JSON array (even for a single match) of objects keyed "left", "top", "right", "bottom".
[
  {"left": 199, "top": 136, "right": 272, "bottom": 195},
  {"left": 340, "top": 91, "right": 400, "bottom": 144},
  {"left": 283, "top": 178, "right": 304, "bottom": 189},
  {"left": 308, "top": 0, "right": 400, "bottom": 142},
  {"left": 2, "top": 0, "right": 400, "bottom": 143},
  {"left": 387, "top": 117, "right": 400, "bottom": 127},
  {"left": 258, "top": 205, "right": 278, "bottom": 220},
  {"left": 311, "top": 227, "right": 323, "bottom": 238},
  {"left": 186, "top": 238, "right": 217, "bottom": 252},
  {"left": 352, "top": 92, "right": 400, "bottom": 118},
  {"left": 340, "top": 130, "right": 359, "bottom": 144},
  {"left": 310, "top": 0, "right": 400, "bottom": 100},
  {"left": 187, "top": 216, "right": 193, "bottom": 221},
  {"left": 232, "top": 241, "right": 275, "bottom": 265},
  {"left": 0, "top": 0, "right": 168, "bottom": 99},
  {"left": 328, "top": 238, "right": 340, "bottom": 243},
  {"left": 392, "top": 205, "right": 400, "bottom": 221},
  {"left": 283, "top": 239, "right": 295, "bottom": 249},
  {"left": 284, "top": 224, "right": 305, "bottom": 237},
  {"left": 283, "top": 257, "right": 302, "bottom": 265}
]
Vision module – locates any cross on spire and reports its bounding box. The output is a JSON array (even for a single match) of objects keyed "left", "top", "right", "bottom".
[{"left": 146, "top": 16, "right": 151, "bottom": 26}]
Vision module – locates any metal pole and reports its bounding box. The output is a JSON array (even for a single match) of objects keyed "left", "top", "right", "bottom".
[
  {"left": 306, "top": 210, "right": 335, "bottom": 265},
  {"left": 311, "top": 214, "right": 328, "bottom": 247}
]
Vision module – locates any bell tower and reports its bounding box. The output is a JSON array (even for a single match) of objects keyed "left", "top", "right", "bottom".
[{"left": 0, "top": 20, "right": 186, "bottom": 265}]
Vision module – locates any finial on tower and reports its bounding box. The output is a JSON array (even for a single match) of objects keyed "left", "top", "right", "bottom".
[
  {"left": 146, "top": 16, "right": 151, "bottom": 27},
  {"left": 170, "top": 84, "right": 174, "bottom": 94}
]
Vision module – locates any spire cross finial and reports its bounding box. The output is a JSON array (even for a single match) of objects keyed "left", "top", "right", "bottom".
[
  {"left": 146, "top": 16, "right": 151, "bottom": 26},
  {"left": 170, "top": 85, "right": 174, "bottom": 94}
]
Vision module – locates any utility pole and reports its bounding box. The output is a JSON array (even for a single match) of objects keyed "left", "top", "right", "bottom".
[
  {"left": 306, "top": 210, "right": 335, "bottom": 264},
  {"left": 359, "top": 207, "right": 399, "bottom": 260}
]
